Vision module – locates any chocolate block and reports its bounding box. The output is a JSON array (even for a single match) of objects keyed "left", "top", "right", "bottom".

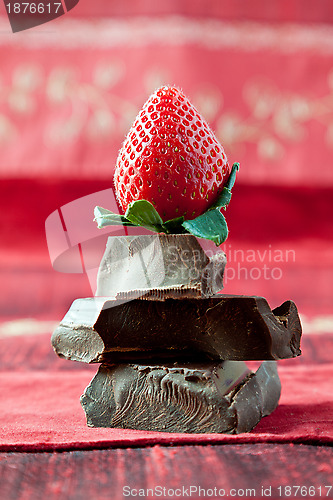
[
  {"left": 80, "top": 361, "right": 281, "bottom": 434},
  {"left": 96, "top": 234, "right": 226, "bottom": 299},
  {"left": 51, "top": 295, "right": 302, "bottom": 362}
]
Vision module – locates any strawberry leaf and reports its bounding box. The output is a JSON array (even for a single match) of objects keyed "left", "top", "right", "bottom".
[
  {"left": 94, "top": 206, "right": 135, "bottom": 228},
  {"left": 182, "top": 209, "right": 228, "bottom": 246},
  {"left": 125, "top": 200, "right": 164, "bottom": 232},
  {"left": 225, "top": 162, "right": 240, "bottom": 191},
  {"left": 209, "top": 187, "right": 232, "bottom": 210},
  {"left": 162, "top": 216, "right": 187, "bottom": 234},
  {"left": 209, "top": 162, "right": 239, "bottom": 211},
  {"left": 94, "top": 163, "right": 239, "bottom": 242}
]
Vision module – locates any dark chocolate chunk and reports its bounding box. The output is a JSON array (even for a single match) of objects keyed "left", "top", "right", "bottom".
[
  {"left": 96, "top": 234, "right": 226, "bottom": 299},
  {"left": 80, "top": 361, "right": 281, "bottom": 434},
  {"left": 271, "top": 300, "right": 302, "bottom": 357},
  {"left": 231, "top": 362, "right": 281, "bottom": 433},
  {"left": 51, "top": 295, "right": 302, "bottom": 363}
]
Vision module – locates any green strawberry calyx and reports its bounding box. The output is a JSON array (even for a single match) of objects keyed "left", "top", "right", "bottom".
[{"left": 94, "top": 163, "right": 239, "bottom": 246}]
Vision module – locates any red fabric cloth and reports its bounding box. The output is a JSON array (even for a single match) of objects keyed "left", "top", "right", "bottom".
[
  {"left": 0, "top": 4, "right": 332, "bottom": 320},
  {"left": 1, "top": 363, "right": 332, "bottom": 452},
  {"left": 0, "top": 332, "right": 332, "bottom": 452},
  {"left": 1, "top": 9, "right": 333, "bottom": 187},
  {"left": 1, "top": 179, "right": 332, "bottom": 320},
  {"left": 70, "top": 0, "right": 333, "bottom": 24}
]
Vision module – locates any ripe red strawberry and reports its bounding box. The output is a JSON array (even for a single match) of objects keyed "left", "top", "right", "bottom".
[{"left": 114, "top": 86, "right": 231, "bottom": 222}]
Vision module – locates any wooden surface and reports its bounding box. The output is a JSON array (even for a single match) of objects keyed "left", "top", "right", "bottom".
[
  {"left": 1, "top": 330, "right": 333, "bottom": 499},
  {"left": 1, "top": 444, "right": 332, "bottom": 500}
]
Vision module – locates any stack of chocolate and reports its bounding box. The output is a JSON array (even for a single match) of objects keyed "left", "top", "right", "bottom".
[{"left": 52, "top": 234, "right": 302, "bottom": 434}]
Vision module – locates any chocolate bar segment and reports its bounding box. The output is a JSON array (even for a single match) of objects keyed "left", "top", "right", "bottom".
[
  {"left": 80, "top": 361, "right": 281, "bottom": 434},
  {"left": 51, "top": 295, "right": 302, "bottom": 363},
  {"left": 96, "top": 234, "right": 226, "bottom": 299}
]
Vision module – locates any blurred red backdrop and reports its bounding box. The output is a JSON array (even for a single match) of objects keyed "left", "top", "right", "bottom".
[{"left": 0, "top": 0, "right": 332, "bottom": 325}]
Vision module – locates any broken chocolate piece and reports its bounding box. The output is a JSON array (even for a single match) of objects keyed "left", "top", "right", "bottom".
[
  {"left": 80, "top": 360, "right": 281, "bottom": 434},
  {"left": 51, "top": 295, "right": 302, "bottom": 363},
  {"left": 96, "top": 234, "right": 226, "bottom": 299}
]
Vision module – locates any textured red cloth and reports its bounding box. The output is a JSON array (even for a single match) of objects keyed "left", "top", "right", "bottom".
[
  {"left": 1, "top": 7, "right": 333, "bottom": 187},
  {"left": 1, "top": 366, "right": 332, "bottom": 452},
  {"left": 0, "top": 332, "right": 332, "bottom": 452},
  {"left": 1, "top": 180, "right": 332, "bottom": 320}
]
